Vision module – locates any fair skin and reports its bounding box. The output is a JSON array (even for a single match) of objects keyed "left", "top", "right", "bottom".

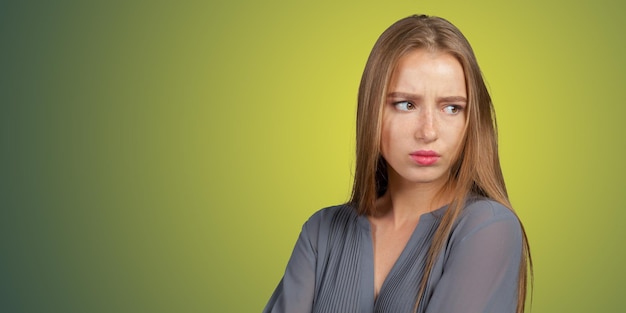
[{"left": 369, "top": 49, "right": 467, "bottom": 298}]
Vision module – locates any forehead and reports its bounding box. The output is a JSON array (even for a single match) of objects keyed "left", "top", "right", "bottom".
[{"left": 388, "top": 49, "right": 466, "bottom": 96}]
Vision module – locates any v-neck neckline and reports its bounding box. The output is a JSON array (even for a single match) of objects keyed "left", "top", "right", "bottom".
[{"left": 358, "top": 205, "right": 447, "bottom": 308}]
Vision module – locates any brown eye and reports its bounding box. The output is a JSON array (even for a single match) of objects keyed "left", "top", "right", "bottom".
[
  {"left": 443, "top": 105, "right": 462, "bottom": 115},
  {"left": 394, "top": 101, "right": 414, "bottom": 111}
]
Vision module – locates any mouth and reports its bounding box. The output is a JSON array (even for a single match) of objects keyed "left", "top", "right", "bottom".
[{"left": 409, "top": 150, "right": 440, "bottom": 166}]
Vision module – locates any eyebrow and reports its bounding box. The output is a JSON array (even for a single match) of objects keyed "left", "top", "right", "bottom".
[{"left": 387, "top": 92, "right": 467, "bottom": 103}]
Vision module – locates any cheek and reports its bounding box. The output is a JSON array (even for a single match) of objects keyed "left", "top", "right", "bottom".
[
  {"left": 445, "top": 118, "right": 466, "bottom": 142},
  {"left": 380, "top": 119, "right": 398, "bottom": 156},
  {"left": 380, "top": 124, "right": 391, "bottom": 156},
  {"left": 380, "top": 120, "right": 411, "bottom": 158},
  {"left": 451, "top": 125, "right": 465, "bottom": 143},
  {"left": 449, "top": 124, "right": 467, "bottom": 155}
]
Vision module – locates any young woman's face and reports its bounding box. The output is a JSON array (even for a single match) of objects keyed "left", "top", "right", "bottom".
[{"left": 381, "top": 49, "right": 467, "bottom": 188}]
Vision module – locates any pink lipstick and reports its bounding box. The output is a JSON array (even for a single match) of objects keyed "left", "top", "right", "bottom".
[{"left": 410, "top": 150, "right": 440, "bottom": 166}]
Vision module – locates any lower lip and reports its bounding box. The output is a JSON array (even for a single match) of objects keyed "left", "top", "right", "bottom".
[{"left": 410, "top": 155, "right": 439, "bottom": 166}]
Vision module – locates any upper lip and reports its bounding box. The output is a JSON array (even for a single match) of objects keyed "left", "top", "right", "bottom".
[{"left": 410, "top": 150, "right": 440, "bottom": 157}]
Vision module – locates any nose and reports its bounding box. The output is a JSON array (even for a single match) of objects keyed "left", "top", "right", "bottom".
[{"left": 416, "top": 108, "right": 438, "bottom": 142}]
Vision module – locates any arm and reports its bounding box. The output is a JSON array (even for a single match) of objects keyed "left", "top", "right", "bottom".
[
  {"left": 263, "top": 216, "right": 319, "bottom": 313},
  {"left": 425, "top": 205, "right": 523, "bottom": 313}
]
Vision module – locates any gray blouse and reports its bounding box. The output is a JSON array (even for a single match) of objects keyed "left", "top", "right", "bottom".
[{"left": 263, "top": 198, "right": 523, "bottom": 313}]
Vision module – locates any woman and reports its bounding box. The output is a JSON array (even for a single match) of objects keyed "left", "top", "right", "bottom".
[{"left": 263, "top": 15, "right": 531, "bottom": 313}]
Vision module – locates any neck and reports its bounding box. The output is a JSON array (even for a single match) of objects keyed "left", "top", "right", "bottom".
[{"left": 374, "top": 171, "right": 452, "bottom": 225}]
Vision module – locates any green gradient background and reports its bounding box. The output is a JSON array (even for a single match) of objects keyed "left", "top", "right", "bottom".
[{"left": 1, "top": 0, "right": 624, "bottom": 312}]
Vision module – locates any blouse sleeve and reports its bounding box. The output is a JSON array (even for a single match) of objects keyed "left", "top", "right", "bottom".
[
  {"left": 262, "top": 213, "right": 321, "bottom": 313},
  {"left": 425, "top": 202, "right": 523, "bottom": 313}
]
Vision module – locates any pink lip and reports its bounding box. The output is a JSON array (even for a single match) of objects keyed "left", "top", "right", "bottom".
[{"left": 409, "top": 150, "right": 440, "bottom": 166}]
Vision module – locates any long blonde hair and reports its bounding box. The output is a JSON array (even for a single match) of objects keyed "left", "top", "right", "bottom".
[{"left": 349, "top": 15, "right": 532, "bottom": 313}]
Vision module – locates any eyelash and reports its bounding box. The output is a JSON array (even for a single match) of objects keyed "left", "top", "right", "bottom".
[
  {"left": 393, "top": 101, "right": 464, "bottom": 115},
  {"left": 443, "top": 105, "right": 464, "bottom": 115},
  {"left": 394, "top": 101, "right": 415, "bottom": 111}
]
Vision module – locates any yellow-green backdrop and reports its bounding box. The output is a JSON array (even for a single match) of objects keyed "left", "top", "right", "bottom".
[{"left": 1, "top": 0, "right": 624, "bottom": 312}]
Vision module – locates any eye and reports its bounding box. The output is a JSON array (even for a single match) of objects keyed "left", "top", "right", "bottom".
[
  {"left": 394, "top": 101, "right": 415, "bottom": 111},
  {"left": 443, "top": 105, "right": 463, "bottom": 115}
]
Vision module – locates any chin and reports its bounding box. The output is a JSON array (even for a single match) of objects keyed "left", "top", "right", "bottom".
[{"left": 401, "top": 171, "right": 448, "bottom": 185}]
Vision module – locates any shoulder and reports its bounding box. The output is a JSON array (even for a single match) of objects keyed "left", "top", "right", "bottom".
[
  {"left": 303, "top": 203, "right": 359, "bottom": 233},
  {"left": 451, "top": 197, "right": 522, "bottom": 243},
  {"left": 461, "top": 197, "right": 518, "bottom": 222},
  {"left": 295, "top": 204, "right": 360, "bottom": 257}
]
